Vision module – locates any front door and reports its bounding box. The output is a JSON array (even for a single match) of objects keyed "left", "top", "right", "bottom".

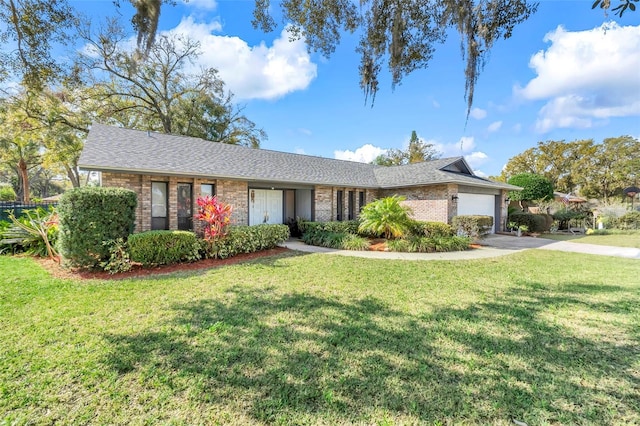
[
  {"left": 249, "top": 189, "right": 283, "bottom": 226},
  {"left": 177, "top": 183, "right": 193, "bottom": 230}
]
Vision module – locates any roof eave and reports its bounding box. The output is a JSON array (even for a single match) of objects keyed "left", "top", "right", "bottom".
[{"left": 79, "top": 164, "right": 380, "bottom": 189}]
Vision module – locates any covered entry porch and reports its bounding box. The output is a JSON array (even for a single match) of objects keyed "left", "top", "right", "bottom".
[{"left": 248, "top": 186, "right": 314, "bottom": 226}]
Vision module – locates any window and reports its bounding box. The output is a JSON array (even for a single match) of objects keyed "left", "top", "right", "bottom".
[
  {"left": 348, "top": 191, "right": 355, "bottom": 220},
  {"left": 151, "top": 181, "right": 168, "bottom": 230},
  {"left": 200, "top": 183, "right": 215, "bottom": 198},
  {"left": 336, "top": 190, "right": 344, "bottom": 221},
  {"left": 358, "top": 191, "right": 365, "bottom": 212}
]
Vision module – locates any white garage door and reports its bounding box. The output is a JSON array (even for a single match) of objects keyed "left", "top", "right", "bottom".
[{"left": 457, "top": 193, "right": 496, "bottom": 233}]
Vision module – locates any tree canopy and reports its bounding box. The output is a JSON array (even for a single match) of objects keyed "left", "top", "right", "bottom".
[
  {"left": 77, "top": 22, "right": 266, "bottom": 147},
  {"left": 373, "top": 130, "right": 440, "bottom": 166},
  {"left": 128, "top": 0, "right": 635, "bottom": 117},
  {"left": 507, "top": 173, "right": 554, "bottom": 211},
  {"left": 500, "top": 136, "right": 640, "bottom": 203}
]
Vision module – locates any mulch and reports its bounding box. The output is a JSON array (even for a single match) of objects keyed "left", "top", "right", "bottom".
[{"left": 36, "top": 247, "right": 291, "bottom": 281}]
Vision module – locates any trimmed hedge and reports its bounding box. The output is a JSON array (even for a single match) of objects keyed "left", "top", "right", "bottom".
[
  {"left": 508, "top": 212, "right": 548, "bottom": 233},
  {"left": 387, "top": 235, "right": 471, "bottom": 253},
  {"left": 205, "top": 224, "right": 290, "bottom": 259},
  {"left": 452, "top": 215, "right": 493, "bottom": 240},
  {"left": 129, "top": 230, "right": 201, "bottom": 266},
  {"left": 407, "top": 220, "right": 454, "bottom": 238},
  {"left": 58, "top": 187, "right": 137, "bottom": 269},
  {"left": 298, "top": 220, "right": 359, "bottom": 235}
]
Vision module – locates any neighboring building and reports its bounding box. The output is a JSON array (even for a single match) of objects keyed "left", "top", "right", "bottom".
[{"left": 79, "top": 124, "right": 520, "bottom": 233}]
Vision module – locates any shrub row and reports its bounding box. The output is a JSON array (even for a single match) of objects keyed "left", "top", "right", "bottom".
[
  {"left": 298, "top": 220, "right": 359, "bottom": 235},
  {"left": 508, "top": 212, "right": 551, "bottom": 233},
  {"left": 205, "top": 224, "right": 290, "bottom": 259},
  {"left": 128, "top": 230, "right": 201, "bottom": 266},
  {"left": 301, "top": 229, "right": 370, "bottom": 250},
  {"left": 58, "top": 187, "right": 137, "bottom": 269},
  {"left": 451, "top": 215, "right": 493, "bottom": 240},
  {"left": 407, "top": 220, "right": 454, "bottom": 238},
  {"left": 387, "top": 235, "right": 471, "bottom": 253}
]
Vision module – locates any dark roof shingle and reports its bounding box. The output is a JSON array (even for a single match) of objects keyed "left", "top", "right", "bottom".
[{"left": 79, "top": 123, "right": 518, "bottom": 190}]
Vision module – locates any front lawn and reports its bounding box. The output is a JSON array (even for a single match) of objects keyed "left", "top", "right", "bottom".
[
  {"left": 542, "top": 231, "right": 640, "bottom": 248},
  {"left": 1, "top": 251, "right": 639, "bottom": 425}
]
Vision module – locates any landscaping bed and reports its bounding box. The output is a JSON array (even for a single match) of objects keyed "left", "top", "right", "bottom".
[{"left": 36, "top": 247, "right": 290, "bottom": 280}]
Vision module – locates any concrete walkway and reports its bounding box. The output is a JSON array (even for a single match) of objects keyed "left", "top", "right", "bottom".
[{"left": 280, "top": 234, "right": 640, "bottom": 261}]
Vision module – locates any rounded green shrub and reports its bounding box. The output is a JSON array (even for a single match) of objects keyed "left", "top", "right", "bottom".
[
  {"left": 617, "top": 211, "right": 640, "bottom": 230},
  {"left": 0, "top": 184, "right": 16, "bottom": 201},
  {"left": 58, "top": 187, "right": 137, "bottom": 269},
  {"left": 205, "top": 224, "right": 290, "bottom": 259},
  {"left": 508, "top": 212, "right": 547, "bottom": 233},
  {"left": 407, "top": 220, "right": 454, "bottom": 238},
  {"left": 129, "top": 230, "right": 200, "bottom": 266},
  {"left": 452, "top": 215, "right": 493, "bottom": 239}
]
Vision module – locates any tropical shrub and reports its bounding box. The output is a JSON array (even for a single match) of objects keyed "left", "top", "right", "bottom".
[
  {"left": 452, "top": 215, "right": 493, "bottom": 240},
  {"left": 0, "top": 207, "right": 58, "bottom": 259},
  {"left": 358, "top": 195, "right": 411, "bottom": 239},
  {"left": 341, "top": 234, "right": 370, "bottom": 251},
  {"left": 129, "top": 230, "right": 201, "bottom": 266},
  {"left": 58, "top": 187, "right": 137, "bottom": 269},
  {"left": 204, "top": 224, "right": 290, "bottom": 259},
  {"left": 194, "top": 195, "right": 233, "bottom": 240}
]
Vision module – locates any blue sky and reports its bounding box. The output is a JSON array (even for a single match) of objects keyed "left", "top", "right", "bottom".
[{"left": 72, "top": 0, "right": 640, "bottom": 178}]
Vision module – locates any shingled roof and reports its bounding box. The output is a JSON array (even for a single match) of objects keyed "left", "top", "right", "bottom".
[{"left": 79, "top": 123, "right": 518, "bottom": 190}]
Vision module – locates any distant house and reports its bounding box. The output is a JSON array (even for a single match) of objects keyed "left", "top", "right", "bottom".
[{"left": 79, "top": 124, "right": 519, "bottom": 233}]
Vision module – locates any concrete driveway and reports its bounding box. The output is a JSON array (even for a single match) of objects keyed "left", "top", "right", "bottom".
[
  {"left": 480, "top": 234, "right": 640, "bottom": 259},
  {"left": 282, "top": 234, "right": 640, "bottom": 260}
]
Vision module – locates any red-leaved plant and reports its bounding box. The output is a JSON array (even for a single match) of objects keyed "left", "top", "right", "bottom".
[{"left": 194, "top": 195, "right": 233, "bottom": 241}]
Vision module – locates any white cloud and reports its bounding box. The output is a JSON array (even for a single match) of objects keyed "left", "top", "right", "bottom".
[
  {"left": 294, "top": 147, "right": 306, "bottom": 155},
  {"left": 469, "top": 107, "right": 487, "bottom": 120},
  {"left": 298, "top": 128, "right": 312, "bottom": 136},
  {"left": 512, "top": 123, "right": 522, "bottom": 133},
  {"left": 182, "top": 0, "right": 217, "bottom": 10},
  {"left": 487, "top": 121, "right": 503, "bottom": 133},
  {"left": 516, "top": 22, "right": 640, "bottom": 132},
  {"left": 434, "top": 136, "right": 476, "bottom": 157},
  {"left": 465, "top": 151, "right": 489, "bottom": 169},
  {"left": 432, "top": 136, "right": 489, "bottom": 175},
  {"left": 334, "top": 144, "right": 386, "bottom": 163},
  {"left": 165, "top": 17, "right": 317, "bottom": 100},
  {"left": 432, "top": 100, "right": 440, "bottom": 108}
]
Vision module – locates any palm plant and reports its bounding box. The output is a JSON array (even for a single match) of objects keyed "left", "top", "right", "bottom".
[{"left": 358, "top": 195, "right": 412, "bottom": 239}]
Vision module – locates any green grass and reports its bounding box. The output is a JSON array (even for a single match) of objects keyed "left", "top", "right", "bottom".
[
  {"left": 1, "top": 251, "right": 639, "bottom": 425},
  {"left": 542, "top": 230, "right": 640, "bottom": 248}
]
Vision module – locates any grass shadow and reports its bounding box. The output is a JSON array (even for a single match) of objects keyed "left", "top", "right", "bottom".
[{"left": 101, "top": 282, "right": 640, "bottom": 424}]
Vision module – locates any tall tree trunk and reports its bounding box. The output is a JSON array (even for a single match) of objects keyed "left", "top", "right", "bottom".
[
  {"left": 65, "top": 165, "right": 80, "bottom": 188},
  {"left": 17, "top": 158, "right": 30, "bottom": 203}
]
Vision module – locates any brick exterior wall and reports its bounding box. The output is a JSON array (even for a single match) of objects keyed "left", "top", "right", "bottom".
[
  {"left": 314, "top": 186, "right": 333, "bottom": 222},
  {"left": 101, "top": 173, "right": 247, "bottom": 232},
  {"left": 102, "top": 171, "right": 495, "bottom": 230},
  {"left": 217, "top": 180, "right": 248, "bottom": 226},
  {"left": 379, "top": 184, "right": 458, "bottom": 224}
]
